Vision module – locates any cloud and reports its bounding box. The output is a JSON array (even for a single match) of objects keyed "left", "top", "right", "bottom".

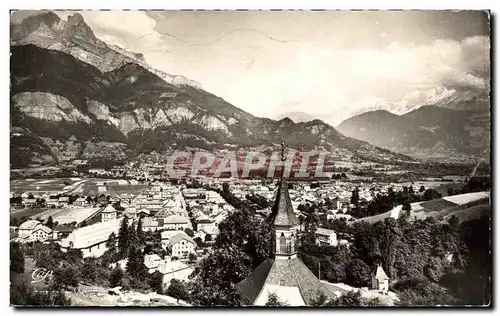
[{"left": 47, "top": 12, "right": 490, "bottom": 123}]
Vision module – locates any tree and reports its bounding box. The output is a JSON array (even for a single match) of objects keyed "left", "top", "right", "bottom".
[
  {"left": 424, "top": 257, "right": 444, "bottom": 283},
  {"left": 106, "top": 232, "right": 117, "bottom": 253},
  {"left": 222, "top": 182, "right": 230, "bottom": 193},
  {"left": 149, "top": 271, "right": 164, "bottom": 294},
  {"left": 204, "top": 234, "right": 212, "bottom": 243},
  {"left": 302, "top": 212, "right": 319, "bottom": 247},
  {"left": 167, "top": 279, "right": 190, "bottom": 302},
  {"left": 190, "top": 246, "right": 251, "bottom": 306},
  {"left": 350, "top": 187, "right": 359, "bottom": 205},
  {"left": 325, "top": 291, "right": 365, "bottom": 306},
  {"left": 265, "top": 292, "right": 287, "bottom": 306},
  {"left": 346, "top": 259, "right": 372, "bottom": 287},
  {"left": 109, "top": 265, "right": 124, "bottom": 288},
  {"left": 423, "top": 189, "right": 442, "bottom": 201},
  {"left": 86, "top": 196, "right": 93, "bottom": 205},
  {"left": 10, "top": 279, "right": 71, "bottom": 306},
  {"left": 118, "top": 216, "right": 129, "bottom": 259},
  {"left": 136, "top": 216, "right": 144, "bottom": 244},
  {"left": 10, "top": 242, "right": 24, "bottom": 274},
  {"left": 402, "top": 201, "right": 412, "bottom": 217},
  {"left": 184, "top": 228, "right": 194, "bottom": 237},
  {"left": 188, "top": 253, "right": 197, "bottom": 263},
  {"left": 50, "top": 266, "right": 79, "bottom": 291},
  {"left": 311, "top": 291, "right": 328, "bottom": 307},
  {"left": 126, "top": 245, "right": 147, "bottom": 281},
  {"left": 419, "top": 186, "right": 426, "bottom": 193},
  {"left": 46, "top": 216, "right": 54, "bottom": 229}
]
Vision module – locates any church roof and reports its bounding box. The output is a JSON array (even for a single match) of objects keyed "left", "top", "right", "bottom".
[
  {"left": 236, "top": 257, "right": 339, "bottom": 306},
  {"left": 268, "top": 180, "right": 300, "bottom": 227}
]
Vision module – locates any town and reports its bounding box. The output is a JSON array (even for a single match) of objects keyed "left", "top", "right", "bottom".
[
  {"left": 9, "top": 9, "right": 491, "bottom": 308},
  {"left": 9, "top": 152, "right": 491, "bottom": 306}
]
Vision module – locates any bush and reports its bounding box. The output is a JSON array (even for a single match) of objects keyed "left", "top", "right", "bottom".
[{"left": 166, "top": 279, "right": 190, "bottom": 302}]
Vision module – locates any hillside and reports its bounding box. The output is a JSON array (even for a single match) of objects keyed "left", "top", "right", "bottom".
[
  {"left": 10, "top": 42, "right": 416, "bottom": 168},
  {"left": 274, "top": 111, "right": 317, "bottom": 123},
  {"left": 336, "top": 106, "right": 490, "bottom": 161},
  {"left": 351, "top": 191, "right": 490, "bottom": 225}
]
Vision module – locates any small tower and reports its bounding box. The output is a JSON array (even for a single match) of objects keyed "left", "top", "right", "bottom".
[
  {"left": 236, "top": 143, "right": 339, "bottom": 306},
  {"left": 371, "top": 264, "right": 390, "bottom": 295}
]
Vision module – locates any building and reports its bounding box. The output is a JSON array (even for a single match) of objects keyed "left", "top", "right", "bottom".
[
  {"left": 161, "top": 230, "right": 185, "bottom": 248},
  {"left": 167, "top": 232, "right": 196, "bottom": 258},
  {"left": 142, "top": 217, "right": 160, "bottom": 232},
  {"left": 58, "top": 196, "right": 69, "bottom": 207},
  {"left": 372, "top": 265, "right": 389, "bottom": 295},
  {"left": 101, "top": 205, "right": 118, "bottom": 223},
  {"left": 315, "top": 228, "right": 338, "bottom": 246},
  {"left": 18, "top": 220, "right": 40, "bottom": 239},
  {"left": 195, "top": 226, "right": 219, "bottom": 242},
  {"left": 158, "top": 258, "right": 194, "bottom": 288},
  {"left": 52, "top": 225, "right": 75, "bottom": 240},
  {"left": 164, "top": 214, "right": 190, "bottom": 230},
  {"left": 29, "top": 225, "right": 53, "bottom": 242},
  {"left": 144, "top": 254, "right": 164, "bottom": 273},
  {"left": 196, "top": 217, "right": 216, "bottom": 232},
  {"left": 10, "top": 226, "right": 18, "bottom": 240},
  {"left": 236, "top": 178, "right": 339, "bottom": 306},
  {"left": 61, "top": 218, "right": 121, "bottom": 258},
  {"left": 17, "top": 220, "right": 53, "bottom": 243},
  {"left": 73, "top": 197, "right": 87, "bottom": 207},
  {"left": 46, "top": 198, "right": 59, "bottom": 208}
]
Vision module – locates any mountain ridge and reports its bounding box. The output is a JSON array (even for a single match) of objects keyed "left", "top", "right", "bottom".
[
  {"left": 336, "top": 105, "right": 490, "bottom": 161},
  {"left": 10, "top": 43, "right": 416, "bottom": 168}
]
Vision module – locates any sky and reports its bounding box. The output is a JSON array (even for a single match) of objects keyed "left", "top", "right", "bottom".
[{"left": 13, "top": 10, "right": 491, "bottom": 125}]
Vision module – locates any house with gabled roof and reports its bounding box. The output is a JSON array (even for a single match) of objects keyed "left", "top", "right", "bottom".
[
  {"left": 167, "top": 231, "right": 196, "bottom": 258},
  {"left": 372, "top": 265, "right": 389, "bottom": 294},
  {"left": 101, "top": 204, "right": 117, "bottom": 223},
  {"left": 315, "top": 228, "right": 338, "bottom": 246},
  {"left": 17, "top": 220, "right": 53, "bottom": 243},
  {"left": 164, "top": 214, "right": 190, "bottom": 230},
  {"left": 61, "top": 218, "right": 121, "bottom": 258}
]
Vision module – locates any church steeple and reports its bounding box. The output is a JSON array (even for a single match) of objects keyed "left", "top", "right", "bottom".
[{"left": 268, "top": 143, "right": 300, "bottom": 258}]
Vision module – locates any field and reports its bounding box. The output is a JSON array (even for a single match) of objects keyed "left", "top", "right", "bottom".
[
  {"left": 10, "top": 207, "right": 51, "bottom": 221},
  {"left": 352, "top": 191, "right": 490, "bottom": 225},
  {"left": 30, "top": 207, "right": 100, "bottom": 224},
  {"left": 10, "top": 178, "right": 150, "bottom": 196}
]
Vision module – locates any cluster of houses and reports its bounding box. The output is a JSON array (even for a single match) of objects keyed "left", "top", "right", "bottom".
[
  {"left": 10, "top": 176, "right": 399, "bottom": 304},
  {"left": 10, "top": 184, "right": 236, "bottom": 261},
  {"left": 183, "top": 188, "right": 234, "bottom": 242}
]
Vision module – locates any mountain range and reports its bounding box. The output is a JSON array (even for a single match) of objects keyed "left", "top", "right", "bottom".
[
  {"left": 273, "top": 111, "right": 318, "bottom": 123},
  {"left": 10, "top": 12, "right": 416, "bottom": 168},
  {"left": 336, "top": 105, "right": 490, "bottom": 161}
]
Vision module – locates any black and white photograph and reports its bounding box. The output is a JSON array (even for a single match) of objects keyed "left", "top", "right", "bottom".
[{"left": 8, "top": 9, "right": 491, "bottom": 307}]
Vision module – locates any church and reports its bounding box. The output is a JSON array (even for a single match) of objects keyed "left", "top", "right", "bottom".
[{"left": 235, "top": 175, "right": 338, "bottom": 306}]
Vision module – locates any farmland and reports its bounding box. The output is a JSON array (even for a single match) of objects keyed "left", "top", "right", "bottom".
[{"left": 10, "top": 178, "right": 151, "bottom": 196}]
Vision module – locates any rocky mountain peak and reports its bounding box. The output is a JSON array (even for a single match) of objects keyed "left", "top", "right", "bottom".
[{"left": 63, "top": 13, "right": 99, "bottom": 45}]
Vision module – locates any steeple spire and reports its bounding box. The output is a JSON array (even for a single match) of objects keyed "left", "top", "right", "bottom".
[
  {"left": 267, "top": 142, "right": 301, "bottom": 259},
  {"left": 268, "top": 142, "right": 299, "bottom": 227}
]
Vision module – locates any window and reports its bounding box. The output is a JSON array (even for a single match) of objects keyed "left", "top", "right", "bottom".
[{"left": 279, "top": 233, "right": 286, "bottom": 254}]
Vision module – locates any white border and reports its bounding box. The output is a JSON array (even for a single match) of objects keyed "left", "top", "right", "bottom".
[{"left": 1, "top": 1, "right": 497, "bottom": 316}]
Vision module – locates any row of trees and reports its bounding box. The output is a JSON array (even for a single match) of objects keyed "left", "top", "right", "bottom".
[
  {"left": 349, "top": 186, "right": 442, "bottom": 218},
  {"left": 298, "top": 210, "right": 490, "bottom": 306}
]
